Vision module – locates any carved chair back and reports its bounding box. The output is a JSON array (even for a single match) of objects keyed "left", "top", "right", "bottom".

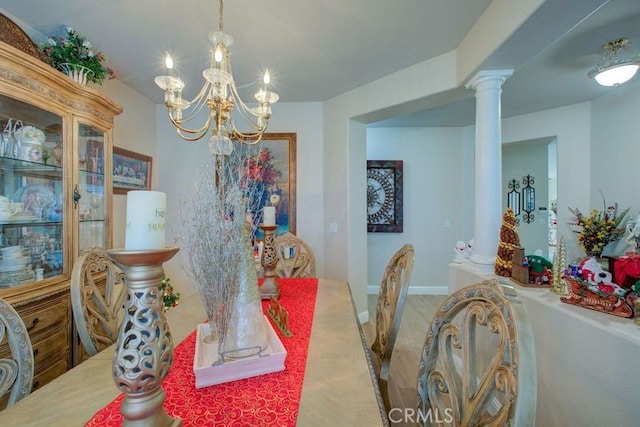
[
  {"left": 273, "top": 232, "right": 316, "bottom": 278},
  {"left": 70, "top": 247, "right": 126, "bottom": 359},
  {"left": 369, "top": 243, "right": 415, "bottom": 417},
  {"left": 417, "top": 279, "right": 537, "bottom": 426},
  {"left": 0, "top": 297, "right": 34, "bottom": 409}
]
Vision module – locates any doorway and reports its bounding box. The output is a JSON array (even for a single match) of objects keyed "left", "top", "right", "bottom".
[{"left": 502, "top": 137, "right": 557, "bottom": 261}]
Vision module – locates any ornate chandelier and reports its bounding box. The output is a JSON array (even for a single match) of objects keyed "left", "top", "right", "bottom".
[
  {"left": 154, "top": 0, "right": 279, "bottom": 155},
  {"left": 588, "top": 38, "right": 640, "bottom": 87}
]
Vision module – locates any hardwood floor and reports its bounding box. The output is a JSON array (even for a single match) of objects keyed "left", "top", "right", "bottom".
[{"left": 362, "top": 294, "right": 446, "bottom": 426}]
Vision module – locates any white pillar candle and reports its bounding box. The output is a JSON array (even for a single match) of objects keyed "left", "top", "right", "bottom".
[
  {"left": 125, "top": 191, "right": 167, "bottom": 250},
  {"left": 263, "top": 206, "right": 276, "bottom": 226}
]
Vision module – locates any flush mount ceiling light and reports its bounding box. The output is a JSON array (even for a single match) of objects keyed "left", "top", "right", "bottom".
[
  {"left": 588, "top": 38, "right": 640, "bottom": 87},
  {"left": 155, "top": 0, "right": 279, "bottom": 156}
]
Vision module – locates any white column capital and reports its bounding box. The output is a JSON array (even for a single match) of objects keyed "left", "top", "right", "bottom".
[{"left": 465, "top": 70, "right": 514, "bottom": 91}]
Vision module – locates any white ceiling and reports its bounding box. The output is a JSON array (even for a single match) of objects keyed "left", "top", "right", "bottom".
[{"left": 2, "top": 0, "right": 639, "bottom": 127}]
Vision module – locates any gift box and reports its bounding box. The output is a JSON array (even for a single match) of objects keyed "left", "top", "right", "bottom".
[{"left": 611, "top": 253, "right": 640, "bottom": 289}]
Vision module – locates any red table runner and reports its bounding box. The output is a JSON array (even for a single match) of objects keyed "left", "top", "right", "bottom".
[{"left": 86, "top": 278, "right": 318, "bottom": 426}]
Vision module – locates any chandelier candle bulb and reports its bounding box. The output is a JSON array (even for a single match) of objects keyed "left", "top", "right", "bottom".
[
  {"left": 263, "top": 206, "right": 276, "bottom": 226},
  {"left": 125, "top": 191, "right": 167, "bottom": 250},
  {"left": 165, "top": 53, "right": 174, "bottom": 74}
]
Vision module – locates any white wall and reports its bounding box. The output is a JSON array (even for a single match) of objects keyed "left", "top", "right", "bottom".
[
  {"left": 590, "top": 78, "right": 640, "bottom": 256},
  {"left": 99, "top": 79, "right": 158, "bottom": 249},
  {"left": 366, "top": 127, "right": 470, "bottom": 294}
]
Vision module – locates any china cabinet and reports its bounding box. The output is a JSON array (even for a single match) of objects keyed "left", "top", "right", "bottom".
[{"left": 0, "top": 33, "right": 122, "bottom": 398}]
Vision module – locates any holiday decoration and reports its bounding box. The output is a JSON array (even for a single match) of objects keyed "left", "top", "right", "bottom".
[
  {"left": 552, "top": 236, "right": 569, "bottom": 295},
  {"left": 562, "top": 276, "right": 633, "bottom": 318},
  {"left": 495, "top": 208, "right": 521, "bottom": 276}
]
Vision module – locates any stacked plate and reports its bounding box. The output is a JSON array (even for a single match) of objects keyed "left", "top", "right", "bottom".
[
  {"left": 0, "top": 245, "right": 30, "bottom": 272},
  {"left": 11, "top": 210, "right": 39, "bottom": 221},
  {"left": 0, "top": 265, "right": 35, "bottom": 288}
]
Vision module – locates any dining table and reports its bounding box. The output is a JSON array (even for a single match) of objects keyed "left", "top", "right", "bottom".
[{"left": 0, "top": 278, "right": 385, "bottom": 426}]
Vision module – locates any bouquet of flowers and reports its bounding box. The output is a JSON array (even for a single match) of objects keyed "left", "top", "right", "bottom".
[
  {"left": 568, "top": 195, "right": 630, "bottom": 256},
  {"left": 40, "top": 27, "right": 115, "bottom": 84}
]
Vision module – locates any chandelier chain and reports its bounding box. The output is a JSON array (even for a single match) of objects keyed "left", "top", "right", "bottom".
[{"left": 218, "top": 0, "right": 224, "bottom": 33}]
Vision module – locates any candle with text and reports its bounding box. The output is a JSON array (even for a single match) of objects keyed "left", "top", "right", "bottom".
[{"left": 125, "top": 190, "right": 166, "bottom": 250}]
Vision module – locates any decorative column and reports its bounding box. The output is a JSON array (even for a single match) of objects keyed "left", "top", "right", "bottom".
[
  {"left": 259, "top": 224, "right": 279, "bottom": 299},
  {"left": 465, "top": 70, "right": 513, "bottom": 273},
  {"left": 107, "top": 247, "right": 181, "bottom": 427}
]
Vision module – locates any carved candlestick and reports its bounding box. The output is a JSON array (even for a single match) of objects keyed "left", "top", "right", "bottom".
[
  {"left": 259, "top": 224, "right": 279, "bottom": 299},
  {"left": 107, "top": 247, "right": 181, "bottom": 427}
]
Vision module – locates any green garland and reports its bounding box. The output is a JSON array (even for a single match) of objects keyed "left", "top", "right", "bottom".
[{"left": 160, "top": 275, "right": 180, "bottom": 311}]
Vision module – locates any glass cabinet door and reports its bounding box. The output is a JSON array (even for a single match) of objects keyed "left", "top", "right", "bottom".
[
  {"left": 78, "top": 122, "right": 106, "bottom": 252},
  {"left": 0, "top": 94, "right": 64, "bottom": 287}
]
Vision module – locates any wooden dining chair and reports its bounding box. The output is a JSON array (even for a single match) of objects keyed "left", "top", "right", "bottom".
[
  {"left": 0, "top": 297, "right": 34, "bottom": 409},
  {"left": 369, "top": 243, "right": 415, "bottom": 418},
  {"left": 417, "top": 278, "right": 536, "bottom": 426},
  {"left": 70, "top": 247, "right": 126, "bottom": 363},
  {"left": 273, "top": 232, "right": 316, "bottom": 278}
]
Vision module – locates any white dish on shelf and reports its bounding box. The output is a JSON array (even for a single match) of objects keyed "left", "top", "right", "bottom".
[
  {"left": 0, "top": 255, "right": 30, "bottom": 272},
  {"left": 0, "top": 216, "right": 39, "bottom": 224},
  {"left": 11, "top": 185, "right": 56, "bottom": 214},
  {"left": 1, "top": 245, "right": 23, "bottom": 257},
  {"left": 0, "top": 265, "right": 35, "bottom": 287},
  {"left": 12, "top": 210, "right": 36, "bottom": 217}
]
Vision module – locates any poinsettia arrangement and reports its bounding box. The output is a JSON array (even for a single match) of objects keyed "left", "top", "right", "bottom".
[{"left": 40, "top": 26, "right": 115, "bottom": 84}]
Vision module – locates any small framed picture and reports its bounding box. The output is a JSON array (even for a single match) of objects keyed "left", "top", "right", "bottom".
[{"left": 112, "top": 147, "right": 152, "bottom": 194}]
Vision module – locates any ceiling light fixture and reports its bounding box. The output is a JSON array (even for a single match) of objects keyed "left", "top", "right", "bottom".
[
  {"left": 154, "top": 0, "right": 279, "bottom": 156},
  {"left": 588, "top": 38, "right": 640, "bottom": 87}
]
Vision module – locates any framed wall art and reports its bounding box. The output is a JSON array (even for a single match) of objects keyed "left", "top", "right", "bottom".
[
  {"left": 246, "top": 133, "right": 297, "bottom": 238},
  {"left": 367, "top": 160, "right": 403, "bottom": 233},
  {"left": 112, "top": 147, "right": 152, "bottom": 194}
]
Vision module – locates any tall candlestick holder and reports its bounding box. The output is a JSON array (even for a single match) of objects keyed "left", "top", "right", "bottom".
[
  {"left": 107, "top": 247, "right": 181, "bottom": 427},
  {"left": 259, "top": 224, "right": 279, "bottom": 300}
]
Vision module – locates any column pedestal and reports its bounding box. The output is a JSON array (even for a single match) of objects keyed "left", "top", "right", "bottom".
[
  {"left": 259, "top": 224, "right": 279, "bottom": 299},
  {"left": 107, "top": 247, "right": 181, "bottom": 427}
]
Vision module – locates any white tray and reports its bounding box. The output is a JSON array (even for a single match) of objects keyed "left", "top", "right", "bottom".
[{"left": 193, "top": 315, "right": 287, "bottom": 389}]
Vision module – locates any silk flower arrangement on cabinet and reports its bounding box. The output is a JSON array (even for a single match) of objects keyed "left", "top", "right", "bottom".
[{"left": 39, "top": 26, "right": 115, "bottom": 85}]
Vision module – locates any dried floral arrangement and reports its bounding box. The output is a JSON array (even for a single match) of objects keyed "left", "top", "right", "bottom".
[
  {"left": 178, "top": 147, "right": 269, "bottom": 361},
  {"left": 568, "top": 193, "right": 629, "bottom": 256}
]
